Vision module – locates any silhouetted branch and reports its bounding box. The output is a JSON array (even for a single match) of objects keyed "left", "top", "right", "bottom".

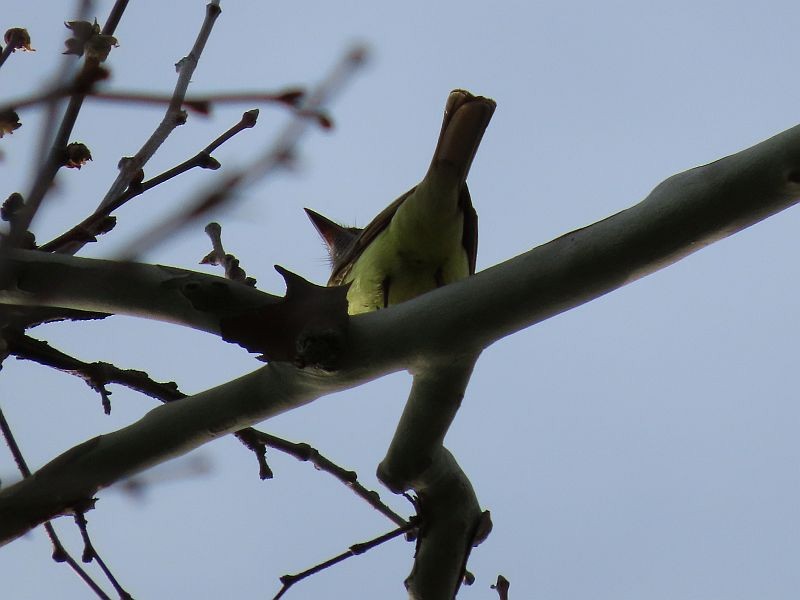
[
  {"left": 0, "top": 64, "right": 110, "bottom": 116},
  {"left": 84, "top": 0, "right": 224, "bottom": 250},
  {"left": 0, "top": 404, "right": 112, "bottom": 599},
  {"left": 74, "top": 510, "right": 132, "bottom": 599},
  {"left": 273, "top": 520, "right": 416, "bottom": 600},
  {"left": 0, "top": 404, "right": 30, "bottom": 478},
  {"left": 1, "top": 86, "right": 308, "bottom": 127},
  {"left": 41, "top": 110, "right": 259, "bottom": 253},
  {"left": 91, "top": 88, "right": 306, "bottom": 113},
  {"left": 235, "top": 429, "right": 409, "bottom": 527},
  {"left": 45, "top": 523, "right": 113, "bottom": 600},
  {"left": 116, "top": 44, "right": 368, "bottom": 259},
  {"left": 6, "top": 330, "right": 405, "bottom": 526},
  {"left": 5, "top": 0, "right": 129, "bottom": 252}
]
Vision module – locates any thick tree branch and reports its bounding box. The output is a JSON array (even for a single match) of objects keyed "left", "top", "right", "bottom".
[
  {"left": 405, "top": 448, "right": 487, "bottom": 600},
  {"left": 377, "top": 356, "right": 483, "bottom": 598},
  {"left": 1, "top": 121, "right": 800, "bottom": 550},
  {"left": 378, "top": 356, "right": 479, "bottom": 493},
  {"left": 0, "top": 362, "right": 342, "bottom": 545},
  {"left": 0, "top": 253, "right": 274, "bottom": 334},
  {"left": 347, "top": 123, "right": 800, "bottom": 361}
]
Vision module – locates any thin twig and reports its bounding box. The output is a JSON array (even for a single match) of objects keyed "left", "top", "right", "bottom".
[
  {"left": 236, "top": 429, "right": 408, "bottom": 527},
  {"left": 6, "top": 0, "right": 129, "bottom": 252},
  {"left": 6, "top": 332, "right": 182, "bottom": 412},
  {"left": 35, "top": 1, "right": 221, "bottom": 257},
  {"left": 0, "top": 66, "right": 109, "bottom": 115},
  {"left": 40, "top": 110, "right": 259, "bottom": 253},
  {"left": 74, "top": 511, "right": 133, "bottom": 599},
  {"left": 273, "top": 521, "right": 416, "bottom": 600},
  {"left": 22, "top": 0, "right": 95, "bottom": 233},
  {"left": 44, "top": 523, "right": 113, "bottom": 600},
  {"left": 0, "top": 403, "right": 31, "bottom": 477},
  {"left": 115, "top": 44, "right": 367, "bottom": 260},
  {"left": 0, "top": 13, "right": 110, "bottom": 598},
  {"left": 0, "top": 84, "right": 79, "bottom": 114},
  {"left": 95, "top": 3, "right": 223, "bottom": 217},
  {"left": 6, "top": 329, "right": 406, "bottom": 525},
  {"left": 0, "top": 45, "right": 15, "bottom": 70},
  {"left": 90, "top": 88, "right": 306, "bottom": 113},
  {"left": 0, "top": 403, "right": 112, "bottom": 599},
  {"left": 0, "top": 87, "right": 306, "bottom": 126}
]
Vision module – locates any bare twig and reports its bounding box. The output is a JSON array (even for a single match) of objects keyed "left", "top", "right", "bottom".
[
  {"left": 6, "top": 0, "right": 129, "bottom": 252},
  {"left": 0, "top": 404, "right": 112, "bottom": 599},
  {"left": 236, "top": 429, "right": 408, "bottom": 527},
  {"left": 0, "top": 18, "right": 112, "bottom": 596},
  {"left": 40, "top": 110, "right": 259, "bottom": 253},
  {"left": 94, "top": 3, "right": 223, "bottom": 217},
  {"left": 115, "top": 44, "right": 368, "bottom": 260},
  {"left": 0, "top": 87, "right": 306, "bottom": 128},
  {"left": 45, "top": 524, "right": 112, "bottom": 600},
  {"left": 6, "top": 330, "right": 406, "bottom": 526},
  {"left": 273, "top": 521, "right": 416, "bottom": 600},
  {"left": 0, "top": 46, "right": 14, "bottom": 71},
  {"left": 74, "top": 510, "right": 132, "bottom": 599},
  {"left": 6, "top": 332, "right": 182, "bottom": 413},
  {"left": 200, "top": 221, "right": 257, "bottom": 285},
  {"left": 0, "top": 403, "right": 30, "bottom": 478},
  {"left": 34, "top": 1, "right": 221, "bottom": 257},
  {"left": 0, "top": 66, "right": 109, "bottom": 115},
  {"left": 0, "top": 47, "right": 13, "bottom": 71}
]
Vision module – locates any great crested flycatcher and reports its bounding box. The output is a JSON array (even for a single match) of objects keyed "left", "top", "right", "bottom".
[{"left": 306, "top": 89, "right": 496, "bottom": 315}]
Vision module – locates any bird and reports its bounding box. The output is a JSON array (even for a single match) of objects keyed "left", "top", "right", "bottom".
[{"left": 306, "top": 89, "right": 496, "bottom": 315}]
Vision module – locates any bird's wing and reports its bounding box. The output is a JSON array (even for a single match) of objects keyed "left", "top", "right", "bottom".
[
  {"left": 328, "top": 186, "right": 416, "bottom": 286},
  {"left": 460, "top": 185, "right": 478, "bottom": 275}
]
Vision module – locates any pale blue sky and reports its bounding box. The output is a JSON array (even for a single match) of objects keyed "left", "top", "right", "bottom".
[{"left": 2, "top": 1, "right": 799, "bottom": 598}]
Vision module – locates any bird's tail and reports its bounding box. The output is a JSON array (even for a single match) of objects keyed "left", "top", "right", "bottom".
[{"left": 428, "top": 89, "right": 496, "bottom": 182}]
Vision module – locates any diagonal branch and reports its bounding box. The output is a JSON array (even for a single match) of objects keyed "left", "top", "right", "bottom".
[
  {"left": 1, "top": 120, "right": 800, "bottom": 548},
  {"left": 5, "top": 330, "right": 407, "bottom": 525},
  {"left": 7, "top": 0, "right": 130, "bottom": 251},
  {"left": 273, "top": 520, "right": 416, "bottom": 599},
  {"left": 114, "top": 45, "right": 367, "bottom": 259},
  {"left": 40, "top": 109, "right": 260, "bottom": 253},
  {"left": 5, "top": 333, "right": 183, "bottom": 413},
  {"left": 93, "top": 1, "right": 222, "bottom": 217},
  {"left": 39, "top": 0, "right": 223, "bottom": 257},
  {"left": 0, "top": 403, "right": 114, "bottom": 599},
  {"left": 235, "top": 429, "right": 408, "bottom": 527}
]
